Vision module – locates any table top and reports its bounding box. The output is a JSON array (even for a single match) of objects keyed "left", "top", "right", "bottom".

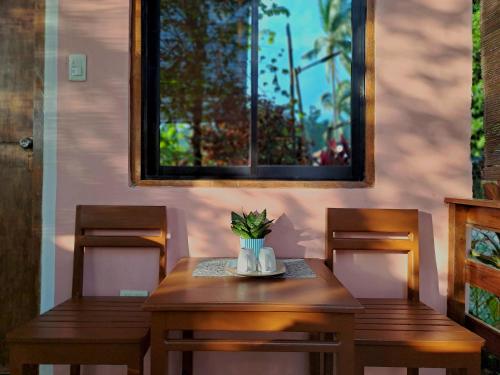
[{"left": 143, "top": 258, "right": 363, "bottom": 313}]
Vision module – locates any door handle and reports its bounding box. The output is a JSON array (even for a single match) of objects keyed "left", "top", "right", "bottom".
[{"left": 19, "top": 137, "right": 33, "bottom": 150}]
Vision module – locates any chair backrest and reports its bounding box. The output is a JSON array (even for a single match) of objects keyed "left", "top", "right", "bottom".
[
  {"left": 72, "top": 205, "right": 167, "bottom": 298},
  {"left": 325, "top": 208, "right": 420, "bottom": 302}
]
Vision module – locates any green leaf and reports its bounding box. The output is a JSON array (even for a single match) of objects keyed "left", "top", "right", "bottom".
[
  {"left": 487, "top": 297, "right": 499, "bottom": 321},
  {"left": 231, "top": 211, "right": 245, "bottom": 223},
  {"left": 231, "top": 227, "right": 251, "bottom": 239},
  {"left": 471, "top": 252, "right": 500, "bottom": 268},
  {"left": 254, "top": 210, "right": 266, "bottom": 227},
  {"left": 263, "top": 218, "right": 274, "bottom": 226},
  {"left": 231, "top": 223, "right": 246, "bottom": 232},
  {"left": 247, "top": 212, "right": 257, "bottom": 228},
  {"left": 255, "top": 228, "right": 272, "bottom": 238}
]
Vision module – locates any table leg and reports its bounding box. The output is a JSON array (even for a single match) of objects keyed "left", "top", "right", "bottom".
[
  {"left": 336, "top": 325, "right": 355, "bottom": 375},
  {"left": 151, "top": 314, "right": 167, "bottom": 375}
]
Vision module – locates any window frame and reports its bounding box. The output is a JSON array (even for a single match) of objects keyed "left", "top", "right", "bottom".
[{"left": 130, "top": 0, "right": 375, "bottom": 188}]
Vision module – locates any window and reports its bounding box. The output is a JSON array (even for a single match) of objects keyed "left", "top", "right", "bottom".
[{"left": 135, "top": 0, "right": 370, "bottom": 183}]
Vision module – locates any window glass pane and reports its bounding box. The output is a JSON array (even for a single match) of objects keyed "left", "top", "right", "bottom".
[
  {"left": 467, "top": 227, "right": 500, "bottom": 330},
  {"left": 470, "top": 227, "right": 500, "bottom": 268},
  {"left": 258, "top": 0, "right": 352, "bottom": 166},
  {"left": 468, "top": 285, "right": 500, "bottom": 330},
  {"left": 159, "top": 0, "right": 252, "bottom": 167}
]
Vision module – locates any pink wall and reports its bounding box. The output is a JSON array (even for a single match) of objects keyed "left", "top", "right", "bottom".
[{"left": 54, "top": 0, "right": 472, "bottom": 374}]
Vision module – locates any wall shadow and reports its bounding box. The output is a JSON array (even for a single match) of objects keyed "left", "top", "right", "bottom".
[{"left": 266, "top": 213, "right": 316, "bottom": 259}]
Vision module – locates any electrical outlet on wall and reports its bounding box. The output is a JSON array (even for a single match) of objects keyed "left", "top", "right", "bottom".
[
  {"left": 120, "top": 290, "right": 149, "bottom": 297},
  {"left": 68, "top": 54, "right": 87, "bottom": 81}
]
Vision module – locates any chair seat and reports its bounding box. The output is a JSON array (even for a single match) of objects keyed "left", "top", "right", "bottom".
[
  {"left": 7, "top": 297, "right": 150, "bottom": 345},
  {"left": 355, "top": 299, "right": 484, "bottom": 350}
]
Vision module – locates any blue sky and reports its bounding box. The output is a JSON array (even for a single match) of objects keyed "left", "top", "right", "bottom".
[{"left": 258, "top": 0, "right": 351, "bottom": 124}]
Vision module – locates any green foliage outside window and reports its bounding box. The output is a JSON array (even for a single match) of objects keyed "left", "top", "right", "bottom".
[
  {"left": 471, "top": 0, "right": 485, "bottom": 199},
  {"left": 470, "top": 7, "right": 499, "bottom": 371},
  {"left": 469, "top": 229, "right": 499, "bottom": 328},
  {"left": 471, "top": 0, "right": 484, "bottom": 160},
  {"left": 468, "top": 228, "right": 500, "bottom": 374},
  {"left": 158, "top": 0, "right": 354, "bottom": 168}
]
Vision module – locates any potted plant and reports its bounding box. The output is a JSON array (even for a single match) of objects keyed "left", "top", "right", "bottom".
[{"left": 231, "top": 209, "right": 274, "bottom": 259}]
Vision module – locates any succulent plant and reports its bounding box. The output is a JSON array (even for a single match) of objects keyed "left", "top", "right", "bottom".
[{"left": 231, "top": 209, "right": 274, "bottom": 239}]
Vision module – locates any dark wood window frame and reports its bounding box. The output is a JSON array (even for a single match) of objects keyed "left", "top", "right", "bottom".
[{"left": 130, "top": 0, "right": 375, "bottom": 188}]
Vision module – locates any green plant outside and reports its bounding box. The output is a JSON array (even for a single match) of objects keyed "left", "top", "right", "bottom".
[
  {"left": 468, "top": 7, "right": 498, "bottom": 371},
  {"left": 468, "top": 227, "right": 499, "bottom": 373},
  {"left": 471, "top": 0, "right": 484, "bottom": 161},
  {"left": 159, "top": 0, "right": 354, "bottom": 167},
  {"left": 469, "top": 228, "right": 499, "bottom": 328}
]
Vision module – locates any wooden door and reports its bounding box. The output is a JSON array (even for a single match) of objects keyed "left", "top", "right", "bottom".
[{"left": 0, "top": 0, "right": 44, "bottom": 368}]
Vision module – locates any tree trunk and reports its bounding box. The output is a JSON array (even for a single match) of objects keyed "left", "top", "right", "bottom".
[
  {"left": 187, "top": 2, "right": 206, "bottom": 166},
  {"left": 327, "top": 46, "right": 338, "bottom": 143}
]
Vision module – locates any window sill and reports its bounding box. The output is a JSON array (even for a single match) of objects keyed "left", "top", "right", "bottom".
[{"left": 130, "top": 177, "right": 374, "bottom": 189}]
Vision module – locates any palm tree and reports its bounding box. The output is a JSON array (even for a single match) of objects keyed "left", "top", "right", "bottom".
[
  {"left": 320, "top": 79, "right": 351, "bottom": 140},
  {"left": 303, "top": 0, "right": 352, "bottom": 141}
]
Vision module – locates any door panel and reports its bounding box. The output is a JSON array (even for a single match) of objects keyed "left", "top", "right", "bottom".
[
  {"left": 0, "top": 0, "right": 43, "bottom": 368},
  {"left": 0, "top": 0, "right": 35, "bottom": 142}
]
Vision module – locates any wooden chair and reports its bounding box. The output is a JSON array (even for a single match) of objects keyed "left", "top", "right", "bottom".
[
  {"left": 325, "top": 208, "right": 484, "bottom": 375},
  {"left": 7, "top": 205, "right": 167, "bottom": 375}
]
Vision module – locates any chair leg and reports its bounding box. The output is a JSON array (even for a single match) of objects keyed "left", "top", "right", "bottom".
[
  {"left": 9, "top": 363, "right": 24, "bottom": 375},
  {"left": 354, "top": 361, "right": 364, "bottom": 375},
  {"left": 70, "top": 364, "right": 80, "bottom": 375},
  {"left": 127, "top": 358, "right": 144, "bottom": 375},
  {"left": 446, "top": 368, "right": 478, "bottom": 375},
  {"left": 407, "top": 369, "right": 419, "bottom": 375},
  {"left": 309, "top": 352, "right": 321, "bottom": 375},
  {"left": 182, "top": 330, "right": 194, "bottom": 375},
  {"left": 466, "top": 353, "right": 482, "bottom": 375},
  {"left": 324, "top": 352, "right": 333, "bottom": 375},
  {"left": 9, "top": 364, "right": 37, "bottom": 375},
  {"left": 25, "top": 365, "right": 38, "bottom": 375},
  {"left": 323, "top": 333, "right": 334, "bottom": 375},
  {"left": 309, "top": 333, "right": 320, "bottom": 375},
  {"left": 446, "top": 353, "right": 481, "bottom": 375},
  {"left": 309, "top": 333, "right": 335, "bottom": 375},
  {"left": 9, "top": 348, "right": 27, "bottom": 375},
  {"left": 465, "top": 367, "right": 480, "bottom": 375}
]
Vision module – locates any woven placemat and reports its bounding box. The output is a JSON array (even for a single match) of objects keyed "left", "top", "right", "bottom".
[{"left": 192, "top": 258, "right": 316, "bottom": 279}]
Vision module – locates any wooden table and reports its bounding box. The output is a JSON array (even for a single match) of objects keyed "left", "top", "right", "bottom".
[{"left": 143, "top": 258, "right": 363, "bottom": 375}]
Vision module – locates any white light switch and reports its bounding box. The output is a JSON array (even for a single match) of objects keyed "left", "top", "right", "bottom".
[{"left": 68, "top": 54, "right": 87, "bottom": 81}]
